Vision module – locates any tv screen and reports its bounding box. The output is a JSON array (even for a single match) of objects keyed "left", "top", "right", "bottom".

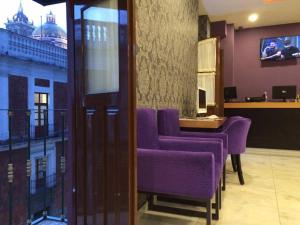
[{"left": 260, "top": 35, "right": 300, "bottom": 61}]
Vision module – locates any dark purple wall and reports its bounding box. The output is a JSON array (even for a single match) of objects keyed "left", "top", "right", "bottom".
[
  {"left": 233, "top": 23, "right": 300, "bottom": 99},
  {"left": 211, "top": 21, "right": 227, "bottom": 39}
]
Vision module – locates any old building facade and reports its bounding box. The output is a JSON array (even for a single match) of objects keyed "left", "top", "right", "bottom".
[{"left": 0, "top": 3, "right": 68, "bottom": 223}]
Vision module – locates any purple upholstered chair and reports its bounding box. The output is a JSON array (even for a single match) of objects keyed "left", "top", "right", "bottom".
[
  {"left": 137, "top": 108, "right": 223, "bottom": 224},
  {"left": 217, "top": 116, "right": 251, "bottom": 185},
  {"left": 157, "top": 108, "right": 228, "bottom": 190},
  {"left": 138, "top": 149, "right": 216, "bottom": 225},
  {"left": 157, "top": 109, "right": 251, "bottom": 185},
  {"left": 137, "top": 108, "right": 224, "bottom": 173}
]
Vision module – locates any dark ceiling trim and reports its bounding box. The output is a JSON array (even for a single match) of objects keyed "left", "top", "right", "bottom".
[{"left": 33, "top": 0, "right": 66, "bottom": 6}]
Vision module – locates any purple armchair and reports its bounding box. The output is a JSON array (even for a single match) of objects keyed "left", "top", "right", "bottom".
[
  {"left": 218, "top": 116, "right": 251, "bottom": 185},
  {"left": 157, "top": 108, "right": 228, "bottom": 190},
  {"left": 158, "top": 109, "right": 251, "bottom": 185},
  {"left": 137, "top": 108, "right": 224, "bottom": 224},
  {"left": 137, "top": 108, "right": 224, "bottom": 170}
]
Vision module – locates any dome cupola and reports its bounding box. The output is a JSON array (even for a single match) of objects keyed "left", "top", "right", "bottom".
[
  {"left": 32, "top": 11, "right": 67, "bottom": 49},
  {"left": 5, "top": 1, "right": 35, "bottom": 37}
]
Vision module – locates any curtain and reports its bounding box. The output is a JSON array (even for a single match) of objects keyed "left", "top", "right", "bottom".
[{"left": 198, "top": 38, "right": 217, "bottom": 73}]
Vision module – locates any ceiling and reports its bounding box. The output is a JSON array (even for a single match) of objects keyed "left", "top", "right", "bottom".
[
  {"left": 33, "top": 0, "right": 65, "bottom": 6},
  {"left": 200, "top": 0, "right": 300, "bottom": 28}
]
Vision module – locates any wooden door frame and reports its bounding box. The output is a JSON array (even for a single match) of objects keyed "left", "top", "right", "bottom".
[
  {"left": 128, "top": 0, "right": 138, "bottom": 224},
  {"left": 66, "top": 0, "right": 137, "bottom": 224}
]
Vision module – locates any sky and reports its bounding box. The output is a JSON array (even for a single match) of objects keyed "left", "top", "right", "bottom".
[{"left": 0, "top": 0, "right": 67, "bottom": 31}]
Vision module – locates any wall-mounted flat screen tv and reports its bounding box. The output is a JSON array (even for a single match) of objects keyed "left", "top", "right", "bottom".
[{"left": 260, "top": 35, "right": 300, "bottom": 61}]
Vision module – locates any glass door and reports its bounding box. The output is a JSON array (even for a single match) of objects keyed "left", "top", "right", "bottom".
[{"left": 69, "top": 0, "right": 136, "bottom": 224}]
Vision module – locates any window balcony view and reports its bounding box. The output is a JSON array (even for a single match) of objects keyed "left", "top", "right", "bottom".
[{"left": 0, "top": 1, "right": 68, "bottom": 224}]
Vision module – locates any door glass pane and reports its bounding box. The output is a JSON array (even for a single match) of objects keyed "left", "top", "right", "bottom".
[
  {"left": 40, "top": 94, "right": 48, "bottom": 104},
  {"left": 34, "top": 93, "right": 40, "bottom": 103},
  {"left": 198, "top": 73, "right": 216, "bottom": 106},
  {"left": 35, "top": 112, "right": 39, "bottom": 120},
  {"left": 40, "top": 112, "right": 44, "bottom": 120},
  {"left": 83, "top": 0, "right": 119, "bottom": 94}
]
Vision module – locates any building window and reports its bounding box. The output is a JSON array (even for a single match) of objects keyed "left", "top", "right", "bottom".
[{"left": 34, "top": 92, "right": 48, "bottom": 127}]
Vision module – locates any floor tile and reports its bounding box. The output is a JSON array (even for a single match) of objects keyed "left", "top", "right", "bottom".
[
  {"left": 271, "top": 156, "right": 300, "bottom": 179},
  {"left": 274, "top": 176, "right": 300, "bottom": 196},
  {"left": 277, "top": 192, "right": 300, "bottom": 225}
]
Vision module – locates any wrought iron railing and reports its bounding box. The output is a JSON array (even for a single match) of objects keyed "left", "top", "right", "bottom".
[{"left": 0, "top": 109, "right": 67, "bottom": 225}]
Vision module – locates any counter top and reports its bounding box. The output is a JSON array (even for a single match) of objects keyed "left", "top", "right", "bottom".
[{"left": 224, "top": 102, "right": 300, "bottom": 109}]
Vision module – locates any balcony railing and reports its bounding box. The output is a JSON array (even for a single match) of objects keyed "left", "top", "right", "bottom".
[{"left": 0, "top": 109, "right": 67, "bottom": 225}]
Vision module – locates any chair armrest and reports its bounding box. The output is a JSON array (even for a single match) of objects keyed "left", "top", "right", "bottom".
[
  {"left": 180, "top": 131, "right": 228, "bottom": 149},
  {"left": 137, "top": 148, "right": 216, "bottom": 199},
  {"left": 158, "top": 137, "right": 223, "bottom": 166}
]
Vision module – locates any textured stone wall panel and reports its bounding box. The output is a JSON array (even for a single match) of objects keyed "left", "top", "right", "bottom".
[{"left": 136, "top": 0, "right": 198, "bottom": 116}]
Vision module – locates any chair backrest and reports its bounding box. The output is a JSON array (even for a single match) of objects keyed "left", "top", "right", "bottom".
[
  {"left": 223, "top": 117, "right": 251, "bottom": 154},
  {"left": 157, "top": 108, "right": 181, "bottom": 136},
  {"left": 137, "top": 108, "right": 159, "bottom": 149},
  {"left": 220, "top": 116, "right": 243, "bottom": 131}
]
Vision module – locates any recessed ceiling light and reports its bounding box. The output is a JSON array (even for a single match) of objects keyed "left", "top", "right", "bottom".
[
  {"left": 263, "top": 0, "right": 285, "bottom": 4},
  {"left": 248, "top": 13, "right": 259, "bottom": 22}
]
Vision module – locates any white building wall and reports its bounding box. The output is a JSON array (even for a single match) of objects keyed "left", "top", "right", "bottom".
[
  {"left": 0, "top": 28, "right": 67, "bottom": 68},
  {"left": 0, "top": 75, "right": 8, "bottom": 140},
  {"left": 0, "top": 28, "right": 66, "bottom": 194},
  {"left": 28, "top": 76, "right": 35, "bottom": 137},
  {"left": 0, "top": 55, "right": 67, "bottom": 140}
]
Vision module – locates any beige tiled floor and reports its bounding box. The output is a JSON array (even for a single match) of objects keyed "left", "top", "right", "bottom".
[{"left": 138, "top": 148, "right": 300, "bottom": 225}]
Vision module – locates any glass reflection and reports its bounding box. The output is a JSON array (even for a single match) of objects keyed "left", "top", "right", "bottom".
[{"left": 83, "top": 0, "right": 119, "bottom": 94}]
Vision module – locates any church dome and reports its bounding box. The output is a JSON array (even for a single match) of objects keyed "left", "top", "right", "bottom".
[
  {"left": 5, "top": 2, "right": 34, "bottom": 37},
  {"left": 32, "top": 11, "right": 67, "bottom": 49},
  {"left": 12, "top": 4, "right": 30, "bottom": 24}
]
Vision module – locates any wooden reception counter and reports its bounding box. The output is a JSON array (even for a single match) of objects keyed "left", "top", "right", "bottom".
[
  {"left": 224, "top": 102, "right": 300, "bottom": 150},
  {"left": 224, "top": 102, "right": 300, "bottom": 109}
]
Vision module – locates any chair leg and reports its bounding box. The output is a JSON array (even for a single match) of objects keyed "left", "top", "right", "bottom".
[
  {"left": 206, "top": 199, "right": 212, "bottom": 225},
  {"left": 219, "top": 180, "right": 222, "bottom": 209},
  {"left": 231, "top": 154, "right": 237, "bottom": 172},
  {"left": 215, "top": 187, "right": 219, "bottom": 220},
  {"left": 148, "top": 194, "right": 155, "bottom": 210},
  {"left": 222, "top": 164, "right": 226, "bottom": 191},
  {"left": 236, "top": 154, "right": 245, "bottom": 185}
]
